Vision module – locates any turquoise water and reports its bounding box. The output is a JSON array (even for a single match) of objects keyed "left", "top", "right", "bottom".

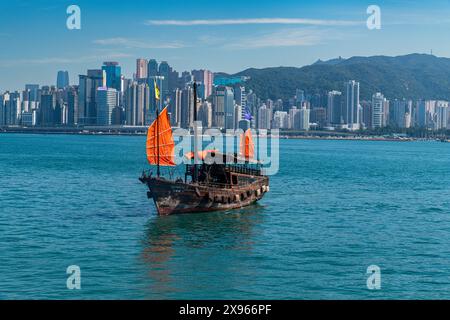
[{"left": 1, "top": 134, "right": 450, "bottom": 299}]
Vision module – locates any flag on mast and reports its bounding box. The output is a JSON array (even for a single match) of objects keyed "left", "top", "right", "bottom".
[{"left": 154, "top": 79, "right": 161, "bottom": 101}]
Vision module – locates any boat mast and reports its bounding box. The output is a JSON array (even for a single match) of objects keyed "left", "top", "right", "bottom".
[
  {"left": 193, "top": 82, "right": 199, "bottom": 183},
  {"left": 156, "top": 77, "right": 161, "bottom": 177}
]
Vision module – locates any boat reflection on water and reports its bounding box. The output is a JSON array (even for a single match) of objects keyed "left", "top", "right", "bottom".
[{"left": 139, "top": 204, "right": 264, "bottom": 298}]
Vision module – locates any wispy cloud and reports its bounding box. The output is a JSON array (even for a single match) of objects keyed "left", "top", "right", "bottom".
[
  {"left": 145, "top": 18, "right": 362, "bottom": 27},
  {"left": 224, "top": 28, "right": 334, "bottom": 49},
  {"left": 93, "top": 37, "right": 185, "bottom": 49}
]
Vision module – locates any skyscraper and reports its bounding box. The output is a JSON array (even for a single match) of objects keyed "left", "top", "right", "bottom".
[
  {"left": 180, "top": 86, "right": 193, "bottom": 129},
  {"left": 327, "top": 90, "right": 342, "bottom": 126},
  {"left": 212, "top": 86, "right": 234, "bottom": 129},
  {"left": 97, "top": 87, "right": 118, "bottom": 125},
  {"left": 298, "top": 105, "right": 310, "bottom": 130},
  {"left": 344, "top": 80, "right": 360, "bottom": 130},
  {"left": 67, "top": 86, "right": 78, "bottom": 125},
  {"left": 169, "top": 88, "right": 182, "bottom": 127},
  {"left": 40, "top": 91, "right": 56, "bottom": 126},
  {"left": 147, "top": 59, "right": 159, "bottom": 78},
  {"left": 124, "top": 81, "right": 150, "bottom": 126},
  {"left": 57, "top": 71, "right": 69, "bottom": 89},
  {"left": 136, "top": 58, "right": 148, "bottom": 79},
  {"left": 102, "top": 62, "right": 122, "bottom": 91},
  {"left": 390, "top": 99, "right": 412, "bottom": 128},
  {"left": 78, "top": 69, "right": 105, "bottom": 125},
  {"left": 257, "top": 104, "right": 272, "bottom": 130},
  {"left": 192, "top": 69, "right": 214, "bottom": 99},
  {"left": 371, "top": 92, "right": 387, "bottom": 128},
  {"left": 158, "top": 61, "right": 170, "bottom": 98},
  {"left": 435, "top": 100, "right": 448, "bottom": 130}
]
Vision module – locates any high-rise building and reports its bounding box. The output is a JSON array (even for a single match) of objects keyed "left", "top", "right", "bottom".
[
  {"left": 180, "top": 86, "right": 193, "bottom": 129},
  {"left": 102, "top": 62, "right": 122, "bottom": 91},
  {"left": 169, "top": 88, "right": 182, "bottom": 127},
  {"left": 273, "top": 111, "right": 289, "bottom": 129},
  {"left": 97, "top": 87, "right": 118, "bottom": 125},
  {"left": 199, "top": 101, "right": 212, "bottom": 128},
  {"left": 147, "top": 59, "right": 159, "bottom": 78},
  {"left": 125, "top": 81, "right": 150, "bottom": 126},
  {"left": 310, "top": 108, "right": 327, "bottom": 128},
  {"left": 57, "top": 71, "right": 69, "bottom": 89},
  {"left": 295, "top": 89, "right": 305, "bottom": 106},
  {"left": 158, "top": 61, "right": 170, "bottom": 98},
  {"left": 136, "top": 59, "right": 148, "bottom": 79},
  {"left": 371, "top": 92, "right": 387, "bottom": 129},
  {"left": 435, "top": 100, "right": 449, "bottom": 130},
  {"left": 25, "top": 84, "right": 40, "bottom": 102},
  {"left": 0, "top": 93, "right": 7, "bottom": 126},
  {"left": 298, "top": 106, "right": 310, "bottom": 131},
  {"left": 212, "top": 86, "right": 234, "bottom": 129},
  {"left": 234, "top": 104, "right": 242, "bottom": 130},
  {"left": 234, "top": 86, "right": 247, "bottom": 121},
  {"left": 67, "top": 86, "right": 78, "bottom": 125},
  {"left": 78, "top": 69, "right": 105, "bottom": 125},
  {"left": 327, "top": 90, "right": 342, "bottom": 126},
  {"left": 344, "top": 80, "right": 360, "bottom": 130},
  {"left": 390, "top": 99, "right": 412, "bottom": 128},
  {"left": 257, "top": 104, "right": 272, "bottom": 130},
  {"left": 40, "top": 91, "right": 56, "bottom": 126},
  {"left": 192, "top": 69, "right": 214, "bottom": 99}
]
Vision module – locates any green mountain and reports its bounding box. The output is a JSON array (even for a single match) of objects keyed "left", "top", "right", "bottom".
[{"left": 225, "top": 54, "right": 450, "bottom": 102}]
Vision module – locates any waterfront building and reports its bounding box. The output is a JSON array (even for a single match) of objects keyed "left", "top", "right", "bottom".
[
  {"left": 257, "top": 104, "right": 272, "bottom": 130},
  {"left": 372, "top": 92, "right": 387, "bottom": 128},
  {"left": 67, "top": 86, "right": 78, "bottom": 125},
  {"left": 124, "top": 81, "right": 150, "bottom": 126},
  {"left": 327, "top": 90, "right": 342, "bottom": 126},
  {"left": 435, "top": 100, "right": 449, "bottom": 130},
  {"left": 40, "top": 91, "right": 56, "bottom": 126},
  {"left": 390, "top": 99, "right": 412, "bottom": 128},
  {"left": 97, "top": 87, "right": 118, "bottom": 125},
  {"left": 0, "top": 93, "right": 7, "bottom": 126},
  {"left": 289, "top": 107, "right": 299, "bottom": 129},
  {"left": 298, "top": 106, "right": 310, "bottom": 131},
  {"left": 310, "top": 107, "right": 327, "bottom": 128},
  {"left": 344, "top": 80, "right": 360, "bottom": 130},
  {"left": 78, "top": 69, "right": 105, "bottom": 125},
  {"left": 273, "top": 111, "right": 289, "bottom": 129}
]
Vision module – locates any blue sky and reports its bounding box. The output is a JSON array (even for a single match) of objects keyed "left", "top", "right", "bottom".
[{"left": 1, "top": 0, "right": 450, "bottom": 91}]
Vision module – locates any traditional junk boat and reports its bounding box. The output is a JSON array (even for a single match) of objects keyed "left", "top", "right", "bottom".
[{"left": 139, "top": 82, "right": 269, "bottom": 215}]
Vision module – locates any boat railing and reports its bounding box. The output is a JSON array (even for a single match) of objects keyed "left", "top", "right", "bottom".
[{"left": 185, "top": 164, "right": 262, "bottom": 177}]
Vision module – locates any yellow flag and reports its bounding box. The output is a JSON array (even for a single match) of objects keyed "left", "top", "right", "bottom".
[{"left": 154, "top": 79, "right": 160, "bottom": 101}]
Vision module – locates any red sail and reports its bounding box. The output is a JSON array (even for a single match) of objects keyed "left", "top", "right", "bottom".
[
  {"left": 240, "top": 129, "right": 255, "bottom": 159},
  {"left": 146, "top": 107, "right": 175, "bottom": 166}
]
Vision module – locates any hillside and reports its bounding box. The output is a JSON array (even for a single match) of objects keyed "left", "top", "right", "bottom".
[{"left": 225, "top": 54, "right": 450, "bottom": 101}]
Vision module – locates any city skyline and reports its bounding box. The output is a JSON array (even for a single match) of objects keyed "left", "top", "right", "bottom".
[{"left": 2, "top": 0, "right": 450, "bottom": 90}]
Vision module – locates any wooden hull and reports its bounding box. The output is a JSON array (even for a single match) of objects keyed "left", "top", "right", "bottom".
[{"left": 141, "top": 176, "right": 269, "bottom": 216}]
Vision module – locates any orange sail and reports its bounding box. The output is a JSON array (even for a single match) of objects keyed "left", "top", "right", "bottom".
[
  {"left": 146, "top": 107, "right": 175, "bottom": 166},
  {"left": 240, "top": 129, "right": 255, "bottom": 159}
]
